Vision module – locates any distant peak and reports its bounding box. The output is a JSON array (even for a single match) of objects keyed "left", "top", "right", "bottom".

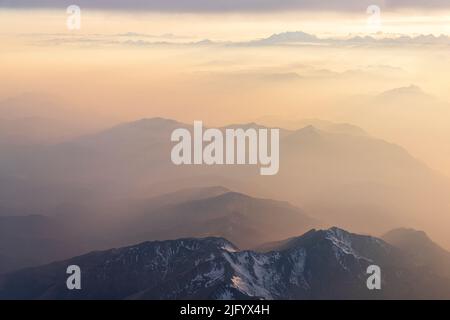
[
  {"left": 399, "top": 84, "right": 423, "bottom": 93},
  {"left": 223, "top": 122, "right": 267, "bottom": 130},
  {"left": 114, "top": 117, "right": 184, "bottom": 130},
  {"left": 195, "top": 39, "right": 214, "bottom": 45},
  {"left": 132, "top": 117, "right": 181, "bottom": 125},
  {"left": 265, "top": 31, "right": 318, "bottom": 41},
  {"left": 379, "top": 84, "right": 427, "bottom": 97},
  {"left": 300, "top": 124, "right": 318, "bottom": 132},
  {"left": 201, "top": 185, "right": 231, "bottom": 193},
  {"left": 217, "top": 191, "right": 253, "bottom": 201},
  {"left": 383, "top": 227, "right": 431, "bottom": 243},
  {"left": 288, "top": 125, "right": 322, "bottom": 138}
]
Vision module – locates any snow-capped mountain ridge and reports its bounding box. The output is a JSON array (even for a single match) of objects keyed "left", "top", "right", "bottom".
[{"left": 2, "top": 227, "right": 450, "bottom": 299}]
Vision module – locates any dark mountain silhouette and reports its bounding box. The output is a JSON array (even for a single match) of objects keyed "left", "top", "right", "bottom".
[
  {"left": 0, "top": 187, "right": 318, "bottom": 273},
  {"left": 118, "top": 191, "right": 319, "bottom": 249}
]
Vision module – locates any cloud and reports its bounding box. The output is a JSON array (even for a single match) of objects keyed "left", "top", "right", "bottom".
[
  {"left": 1, "top": 0, "right": 449, "bottom": 12},
  {"left": 25, "top": 31, "right": 450, "bottom": 48},
  {"left": 241, "top": 32, "right": 450, "bottom": 46}
]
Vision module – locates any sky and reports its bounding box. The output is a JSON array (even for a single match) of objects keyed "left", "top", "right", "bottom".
[
  {"left": 1, "top": 0, "right": 450, "bottom": 11},
  {"left": 0, "top": 3, "right": 450, "bottom": 176}
]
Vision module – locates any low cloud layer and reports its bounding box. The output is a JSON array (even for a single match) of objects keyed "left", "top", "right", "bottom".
[
  {"left": 28, "top": 31, "right": 450, "bottom": 48},
  {"left": 1, "top": 0, "right": 449, "bottom": 12}
]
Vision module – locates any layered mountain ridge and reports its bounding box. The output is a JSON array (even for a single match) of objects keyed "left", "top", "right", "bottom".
[{"left": 2, "top": 227, "right": 450, "bottom": 300}]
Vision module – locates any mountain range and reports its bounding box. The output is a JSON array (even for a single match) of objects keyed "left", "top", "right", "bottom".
[
  {"left": 115, "top": 190, "right": 318, "bottom": 249},
  {"left": 1, "top": 117, "right": 450, "bottom": 273},
  {"left": 0, "top": 187, "right": 319, "bottom": 274},
  {"left": 2, "top": 227, "right": 450, "bottom": 300},
  {"left": 27, "top": 31, "right": 450, "bottom": 48},
  {"left": 2, "top": 117, "right": 449, "bottom": 234}
]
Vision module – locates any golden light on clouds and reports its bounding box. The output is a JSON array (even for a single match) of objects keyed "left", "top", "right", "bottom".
[
  {"left": 2, "top": 3, "right": 450, "bottom": 267},
  {"left": 0, "top": 8, "right": 450, "bottom": 178},
  {"left": 1, "top": 8, "right": 450, "bottom": 38}
]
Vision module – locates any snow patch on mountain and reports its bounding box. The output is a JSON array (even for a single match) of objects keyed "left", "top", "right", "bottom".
[
  {"left": 223, "top": 251, "right": 278, "bottom": 299},
  {"left": 324, "top": 228, "right": 378, "bottom": 273},
  {"left": 193, "top": 263, "right": 225, "bottom": 288},
  {"left": 288, "top": 248, "right": 308, "bottom": 287}
]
